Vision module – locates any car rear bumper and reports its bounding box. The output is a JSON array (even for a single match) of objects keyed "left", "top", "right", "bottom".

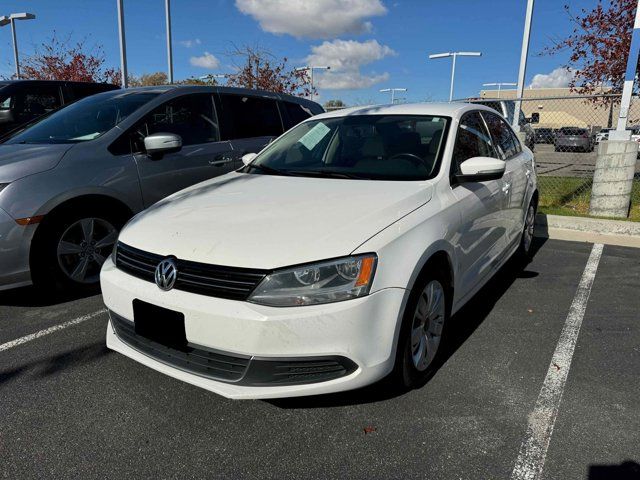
[
  {"left": 101, "top": 256, "right": 408, "bottom": 399},
  {"left": 0, "top": 207, "right": 33, "bottom": 291}
]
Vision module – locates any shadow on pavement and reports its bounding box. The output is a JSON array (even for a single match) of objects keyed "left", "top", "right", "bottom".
[
  {"left": 0, "top": 285, "right": 99, "bottom": 308},
  {"left": 0, "top": 342, "right": 111, "bottom": 385},
  {"left": 588, "top": 460, "right": 640, "bottom": 479},
  {"left": 268, "top": 237, "right": 547, "bottom": 409}
]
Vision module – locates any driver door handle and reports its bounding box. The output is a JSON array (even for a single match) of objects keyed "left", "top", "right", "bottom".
[{"left": 209, "top": 154, "right": 234, "bottom": 166}]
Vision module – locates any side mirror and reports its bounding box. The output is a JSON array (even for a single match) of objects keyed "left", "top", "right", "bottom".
[
  {"left": 241, "top": 153, "right": 257, "bottom": 165},
  {"left": 456, "top": 156, "right": 505, "bottom": 183},
  {"left": 0, "top": 109, "right": 15, "bottom": 124},
  {"left": 144, "top": 132, "right": 182, "bottom": 158}
]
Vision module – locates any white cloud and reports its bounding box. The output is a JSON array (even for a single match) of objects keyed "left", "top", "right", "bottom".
[
  {"left": 529, "top": 67, "right": 575, "bottom": 89},
  {"left": 305, "top": 39, "right": 395, "bottom": 90},
  {"left": 189, "top": 52, "right": 220, "bottom": 69},
  {"left": 235, "top": 0, "right": 387, "bottom": 39},
  {"left": 179, "top": 38, "right": 201, "bottom": 48}
]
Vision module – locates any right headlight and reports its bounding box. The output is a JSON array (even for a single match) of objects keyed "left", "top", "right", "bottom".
[{"left": 248, "top": 254, "right": 377, "bottom": 307}]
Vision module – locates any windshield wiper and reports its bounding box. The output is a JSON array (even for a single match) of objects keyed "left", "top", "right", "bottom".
[
  {"left": 245, "top": 163, "right": 291, "bottom": 176},
  {"left": 286, "top": 169, "right": 363, "bottom": 179}
]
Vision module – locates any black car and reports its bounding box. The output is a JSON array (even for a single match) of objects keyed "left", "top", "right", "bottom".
[
  {"left": 0, "top": 80, "right": 119, "bottom": 136},
  {"left": 534, "top": 127, "right": 554, "bottom": 144}
]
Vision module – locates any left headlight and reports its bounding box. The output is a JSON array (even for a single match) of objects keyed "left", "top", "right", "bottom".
[{"left": 248, "top": 254, "right": 377, "bottom": 307}]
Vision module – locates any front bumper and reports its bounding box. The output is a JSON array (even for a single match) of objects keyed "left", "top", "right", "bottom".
[
  {"left": 101, "top": 257, "right": 408, "bottom": 399},
  {"left": 0, "top": 206, "right": 33, "bottom": 291}
]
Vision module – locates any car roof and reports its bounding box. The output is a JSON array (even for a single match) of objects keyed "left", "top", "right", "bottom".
[
  {"left": 0, "top": 79, "right": 117, "bottom": 87},
  {"left": 311, "top": 102, "right": 497, "bottom": 120}
]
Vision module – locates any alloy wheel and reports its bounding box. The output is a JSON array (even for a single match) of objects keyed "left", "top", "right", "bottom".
[
  {"left": 56, "top": 217, "right": 118, "bottom": 284},
  {"left": 523, "top": 205, "right": 536, "bottom": 254},
  {"left": 411, "top": 280, "right": 446, "bottom": 371}
]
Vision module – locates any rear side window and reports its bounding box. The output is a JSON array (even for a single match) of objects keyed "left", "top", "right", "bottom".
[
  {"left": 216, "top": 94, "right": 283, "bottom": 139},
  {"left": 282, "top": 101, "right": 313, "bottom": 130},
  {"left": 482, "top": 111, "right": 520, "bottom": 159},
  {"left": 9, "top": 85, "right": 62, "bottom": 116},
  {"left": 70, "top": 83, "right": 115, "bottom": 101},
  {"left": 137, "top": 93, "right": 219, "bottom": 147},
  {"left": 451, "top": 112, "right": 497, "bottom": 175}
]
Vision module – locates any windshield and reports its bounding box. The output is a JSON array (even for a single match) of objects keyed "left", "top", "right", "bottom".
[
  {"left": 244, "top": 115, "right": 449, "bottom": 181},
  {"left": 4, "top": 91, "right": 159, "bottom": 145}
]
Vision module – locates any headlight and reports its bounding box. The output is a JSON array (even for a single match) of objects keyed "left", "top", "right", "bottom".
[{"left": 249, "top": 254, "right": 377, "bottom": 307}]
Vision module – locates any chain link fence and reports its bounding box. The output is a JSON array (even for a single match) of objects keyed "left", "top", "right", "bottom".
[{"left": 467, "top": 94, "right": 640, "bottom": 221}]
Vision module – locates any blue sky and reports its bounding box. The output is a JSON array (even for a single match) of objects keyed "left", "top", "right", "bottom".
[{"left": 0, "top": 0, "right": 600, "bottom": 104}]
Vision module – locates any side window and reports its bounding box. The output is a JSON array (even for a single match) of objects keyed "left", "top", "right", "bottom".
[
  {"left": 137, "top": 94, "right": 219, "bottom": 147},
  {"left": 482, "top": 112, "right": 519, "bottom": 159},
  {"left": 216, "top": 94, "right": 283, "bottom": 139},
  {"left": 451, "top": 112, "right": 497, "bottom": 175},
  {"left": 70, "top": 84, "right": 110, "bottom": 102},
  {"left": 282, "top": 101, "right": 312, "bottom": 130},
  {"left": 14, "top": 85, "right": 62, "bottom": 116}
]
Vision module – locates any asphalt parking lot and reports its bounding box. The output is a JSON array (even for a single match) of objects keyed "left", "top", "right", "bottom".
[{"left": 1, "top": 238, "right": 639, "bottom": 480}]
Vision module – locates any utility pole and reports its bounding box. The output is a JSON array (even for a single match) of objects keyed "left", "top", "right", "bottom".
[
  {"left": 429, "top": 52, "right": 482, "bottom": 101},
  {"left": 165, "top": 0, "right": 173, "bottom": 84},
  {"left": 116, "top": 0, "right": 128, "bottom": 88},
  {"left": 513, "top": 0, "right": 534, "bottom": 130}
]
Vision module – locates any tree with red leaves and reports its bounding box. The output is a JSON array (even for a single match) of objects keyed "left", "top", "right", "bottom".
[
  {"left": 21, "top": 34, "right": 120, "bottom": 85},
  {"left": 225, "top": 45, "right": 315, "bottom": 97},
  {"left": 546, "top": 0, "right": 637, "bottom": 94}
]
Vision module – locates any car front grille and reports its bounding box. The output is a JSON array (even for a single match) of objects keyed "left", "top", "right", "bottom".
[
  {"left": 114, "top": 242, "right": 268, "bottom": 301},
  {"left": 110, "top": 311, "right": 251, "bottom": 382}
]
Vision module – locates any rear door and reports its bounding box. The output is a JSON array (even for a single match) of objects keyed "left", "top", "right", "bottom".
[
  {"left": 451, "top": 111, "right": 508, "bottom": 294},
  {"left": 131, "top": 93, "right": 235, "bottom": 206},
  {"left": 482, "top": 111, "right": 531, "bottom": 248},
  {"left": 215, "top": 93, "right": 284, "bottom": 161}
]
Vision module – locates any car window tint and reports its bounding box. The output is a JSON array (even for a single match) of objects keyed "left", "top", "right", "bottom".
[
  {"left": 139, "top": 93, "right": 219, "bottom": 147},
  {"left": 482, "top": 111, "right": 518, "bottom": 159},
  {"left": 217, "top": 94, "right": 283, "bottom": 139},
  {"left": 14, "top": 85, "right": 62, "bottom": 116},
  {"left": 282, "top": 101, "right": 313, "bottom": 129},
  {"left": 451, "top": 112, "right": 496, "bottom": 174}
]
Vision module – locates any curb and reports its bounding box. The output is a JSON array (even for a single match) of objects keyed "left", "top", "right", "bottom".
[{"left": 535, "top": 214, "right": 640, "bottom": 248}]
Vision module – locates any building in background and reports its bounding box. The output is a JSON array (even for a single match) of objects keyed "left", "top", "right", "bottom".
[{"left": 479, "top": 87, "right": 617, "bottom": 133}]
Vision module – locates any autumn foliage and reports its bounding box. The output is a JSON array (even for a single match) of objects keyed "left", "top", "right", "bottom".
[
  {"left": 225, "top": 46, "right": 315, "bottom": 97},
  {"left": 546, "top": 0, "right": 637, "bottom": 94},
  {"left": 21, "top": 34, "right": 120, "bottom": 85}
]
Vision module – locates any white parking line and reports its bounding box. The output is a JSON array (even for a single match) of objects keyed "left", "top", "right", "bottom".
[
  {"left": 511, "top": 243, "right": 604, "bottom": 480},
  {"left": 0, "top": 309, "right": 107, "bottom": 353}
]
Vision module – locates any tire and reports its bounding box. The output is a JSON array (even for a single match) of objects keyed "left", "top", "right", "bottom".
[
  {"left": 31, "top": 204, "right": 126, "bottom": 293},
  {"left": 393, "top": 269, "right": 450, "bottom": 389},
  {"left": 517, "top": 199, "right": 537, "bottom": 261}
]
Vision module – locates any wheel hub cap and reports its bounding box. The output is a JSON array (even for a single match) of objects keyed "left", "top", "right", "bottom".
[{"left": 411, "top": 280, "right": 446, "bottom": 371}]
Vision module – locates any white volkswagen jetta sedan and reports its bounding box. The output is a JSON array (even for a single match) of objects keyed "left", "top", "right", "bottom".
[{"left": 101, "top": 103, "right": 537, "bottom": 399}]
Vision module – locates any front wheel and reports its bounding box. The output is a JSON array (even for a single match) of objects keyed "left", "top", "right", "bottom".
[
  {"left": 394, "top": 272, "right": 449, "bottom": 389},
  {"left": 31, "top": 206, "right": 125, "bottom": 292}
]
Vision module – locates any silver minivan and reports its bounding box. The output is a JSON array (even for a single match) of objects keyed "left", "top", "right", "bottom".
[{"left": 0, "top": 85, "right": 323, "bottom": 292}]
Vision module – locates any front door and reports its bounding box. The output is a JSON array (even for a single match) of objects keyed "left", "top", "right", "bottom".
[
  {"left": 450, "top": 111, "right": 508, "bottom": 295},
  {"left": 131, "top": 93, "right": 236, "bottom": 207}
]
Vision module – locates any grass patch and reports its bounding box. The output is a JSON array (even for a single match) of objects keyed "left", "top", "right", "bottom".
[{"left": 538, "top": 176, "right": 640, "bottom": 222}]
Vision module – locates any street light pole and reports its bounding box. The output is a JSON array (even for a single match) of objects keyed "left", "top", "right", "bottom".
[
  {"left": 165, "top": 0, "right": 173, "bottom": 84},
  {"left": 0, "top": 13, "right": 36, "bottom": 79},
  {"left": 116, "top": 0, "right": 128, "bottom": 88},
  {"left": 379, "top": 88, "right": 407, "bottom": 104},
  {"left": 429, "top": 52, "right": 482, "bottom": 101},
  {"left": 294, "top": 66, "right": 330, "bottom": 100},
  {"left": 514, "top": 0, "right": 534, "bottom": 130},
  {"left": 483, "top": 82, "right": 517, "bottom": 98}
]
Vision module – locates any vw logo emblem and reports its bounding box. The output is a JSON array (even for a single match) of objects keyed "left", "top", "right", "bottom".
[{"left": 155, "top": 258, "right": 177, "bottom": 291}]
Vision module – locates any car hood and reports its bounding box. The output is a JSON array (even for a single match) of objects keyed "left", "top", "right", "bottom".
[
  {"left": 119, "top": 172, "right": 433, "bottom": 269},
  {"left": 0, "top": 143, "right": 73, "bottom": 183}
]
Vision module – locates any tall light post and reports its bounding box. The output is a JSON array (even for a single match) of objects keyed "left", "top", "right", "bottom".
[
  {"left": 294, "top": 65, "right": 330, "bottom": 99},
  {"left": 379, "top": 88, "right": 407, "bottom": 104},
  {"left": 482, "top": 82, "right": 517, "bottom": 98},
  {"left": 116, "top": 0, "right": 128, "bottom": 88},
  {"left": 429, "top": 51, "right": 482, "bottom": 102},
  {"left": 165, "top": 0, "right": 173, "bottom": 84},
  {"left": 513, "top": 0, "right": 534, "bottom": 130},
  {"left": 0, "top": 13, "right": 36, "bottom": 79}
]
